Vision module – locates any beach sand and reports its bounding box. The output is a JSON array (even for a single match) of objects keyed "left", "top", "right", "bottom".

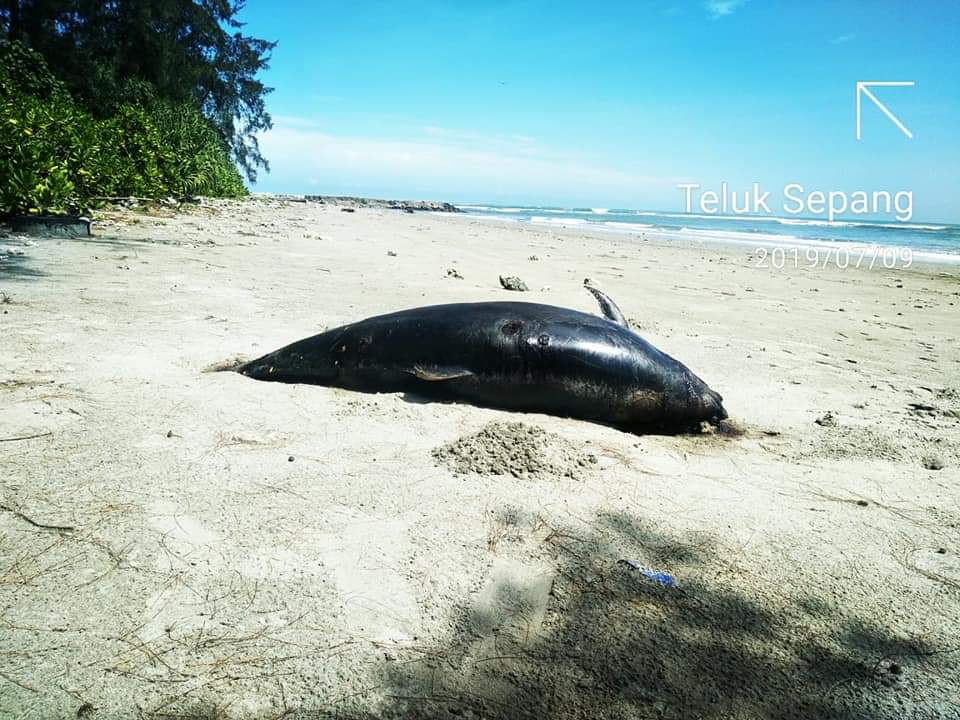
[{"left": 1, "top": 197, "right": 958, "bottom": 718}]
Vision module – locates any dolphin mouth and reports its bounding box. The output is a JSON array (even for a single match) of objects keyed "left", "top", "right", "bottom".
[
  {"left": 237, "top": 357, "right": 273, "bottom": 379},
  {"left": 703, "top": 388, "right": 728, "bottom": 422}
]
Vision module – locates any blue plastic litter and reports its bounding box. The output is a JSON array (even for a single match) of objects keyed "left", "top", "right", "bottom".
[
  {"left": 640, "top": 569, "right": 677, "bottom": 588},
  {"left": 620, "top": 560, "right": 677, "bottom": 588}
]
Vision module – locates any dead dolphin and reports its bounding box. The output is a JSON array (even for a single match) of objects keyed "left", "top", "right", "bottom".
[{"left": 238, "top": 283, "right": 726, "bottom": 432}]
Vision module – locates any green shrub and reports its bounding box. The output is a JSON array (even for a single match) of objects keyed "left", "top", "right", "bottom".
[
  {"left": 151, "top": 104, "right": 247, "bottom": 198},
  {"left": 0, "top": 40, "right": 68, "bottom": 100},
  {"left": 0, "top": 41, "right": 246, "bottom": 216}
]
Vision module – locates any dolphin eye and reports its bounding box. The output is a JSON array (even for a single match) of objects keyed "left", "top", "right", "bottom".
[{"left": 501, "top": 321, "right": 522, "bottom": 336}]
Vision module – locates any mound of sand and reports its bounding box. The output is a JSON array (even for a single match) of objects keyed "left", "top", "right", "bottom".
[{"left": 433, "top": 421, "right": 599, "bottom": 479}]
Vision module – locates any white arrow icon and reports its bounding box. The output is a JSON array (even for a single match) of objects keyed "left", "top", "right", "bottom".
[{"left": 856, "top": 81, "right": 915, "bottom": 140}]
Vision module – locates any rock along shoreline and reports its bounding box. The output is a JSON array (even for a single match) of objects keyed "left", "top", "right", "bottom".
[{"left": 274, "top": 193, "right": 461, "bottom": 212}]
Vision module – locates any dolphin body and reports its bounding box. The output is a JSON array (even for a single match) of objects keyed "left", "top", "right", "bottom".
[{"left": 238, "top": 284, "right": 727, "bottom": 432}]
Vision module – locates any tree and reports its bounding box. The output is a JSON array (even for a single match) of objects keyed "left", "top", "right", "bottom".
[{"left": 1, "top": 0, "right": 275, "bottom": 181}]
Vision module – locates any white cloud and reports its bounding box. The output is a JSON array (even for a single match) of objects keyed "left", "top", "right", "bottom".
[
  {"left": 256, "top": 118, "right": 679, "bottom": 205},
  {"left": 269, "top": 114, "right": 328, "bottom": 130},
  {"left": 831, "top": 33, "right": 856, "bottom": 44},
  {"left": 704, "top": 0, "right": 747, "bottom": 19}
]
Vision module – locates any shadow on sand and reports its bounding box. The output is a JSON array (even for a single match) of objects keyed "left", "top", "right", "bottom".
[
  {"left": 326, "top": 510, "right": 952, "bottom": 720},
  {"left": 0, "top": 233, "right": 171, "bottom": 281},
  {"left": 0, "top": 241, "right": 46, "bottom": 279}
]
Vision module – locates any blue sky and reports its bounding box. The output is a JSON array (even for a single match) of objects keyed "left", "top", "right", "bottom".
[{"left": 240, "top": 1, "right": 960, "bottom": 222}]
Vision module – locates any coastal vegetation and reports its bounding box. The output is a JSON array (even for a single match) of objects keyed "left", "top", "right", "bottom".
[{"left": 0, "top": 1, "right": 274, "bottom": 215}]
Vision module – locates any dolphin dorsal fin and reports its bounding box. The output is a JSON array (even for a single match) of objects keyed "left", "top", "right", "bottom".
[{"left": 583, "top": 279, "right": 628, "bottom": 328}]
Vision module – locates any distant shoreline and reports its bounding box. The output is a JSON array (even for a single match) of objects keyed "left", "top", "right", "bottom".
[{"left": 251, "top": 192, "right": 461, "bottom": 213}]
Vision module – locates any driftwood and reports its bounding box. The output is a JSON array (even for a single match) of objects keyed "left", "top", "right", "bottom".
[
  {"left": 0, "top": 503, "right": 75, "bottom": 532},
  {"left": 0, "top": 431, "right": 52, "bottom": 442}
]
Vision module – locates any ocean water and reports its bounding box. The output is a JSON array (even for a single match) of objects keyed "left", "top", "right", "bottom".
[{"left": 457, "top": 205, "right": 960, "bottom": 264}]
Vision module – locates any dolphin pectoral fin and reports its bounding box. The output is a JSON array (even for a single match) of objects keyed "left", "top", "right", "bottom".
[
  {"left": 583, "top": 279, "right": 628, "bottom": 328},
  {"left": 409, "top": 365, "right": 475, "bottom": 381}
]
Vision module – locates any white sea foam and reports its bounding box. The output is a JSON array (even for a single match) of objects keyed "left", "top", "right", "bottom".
[
  {"left": 669, "top": 227, "right": 960, "bottom": 263},
  {"left": 458, "top": 205, "right": 955, "bottom": 258},
  {"left": 530, "top": 216, "right": 588, "bottom": 226},
  {"left": 454, "top": 208, "right": 958, "bottom": 262},
  {"left": 458, "top": 205, "right": 532, "bottom": 213},
  {"left": 602, "top": 221, "right": 654, "bottom": 231},
  {"left": 878, "top": 223, "right": 945, "bottom": 231},
  {"left": 632, "top": 211, "right": 750, "bottom": 221},
  {"left": 600, "top": 210, "right": 950, "bottom": 231},
  {"left": 654, "top": 213, "right": 948, "bottom": 231},
  {"left": 773, "top": 218, "right": 947, "bottom": 231},
  {"left": 454, "top": 213, "right": 520, "bottom": 223}
]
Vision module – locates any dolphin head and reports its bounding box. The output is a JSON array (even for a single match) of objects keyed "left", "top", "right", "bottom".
[
  {"left": 662, "top": 367, "right": 728, "bottom": 425},
  {"left": 239, "top": 330, "right": 346, "bottom": 385}
]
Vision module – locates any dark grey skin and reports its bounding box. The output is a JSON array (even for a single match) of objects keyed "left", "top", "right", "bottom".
[{"left": 239, "top": 284, "right": 727, "bottom": 432}]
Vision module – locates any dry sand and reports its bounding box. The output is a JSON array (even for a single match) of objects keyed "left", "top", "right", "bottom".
[{"left": 1, "top": 197, "right": 958, "bottom": 719}]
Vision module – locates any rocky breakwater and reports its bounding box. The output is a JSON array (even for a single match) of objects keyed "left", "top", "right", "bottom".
[{"left": 303, "top": 195, "right": 461, "bottom": 212}]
